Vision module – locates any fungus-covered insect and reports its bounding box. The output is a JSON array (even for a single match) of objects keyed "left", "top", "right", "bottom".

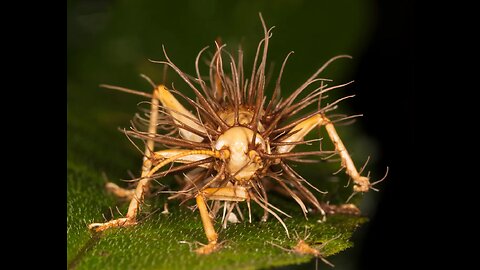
[{"left": 88, "top": 14, "right": 381, "bottom": 254}]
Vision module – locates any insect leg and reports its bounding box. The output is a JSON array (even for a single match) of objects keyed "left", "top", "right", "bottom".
[
  {"left": 89, "top": 149, "right": 227, "bottom": 232},
  {"left": 276, "top": 114, "right": 371, "bottom": 192},
  {"left": 152, "top": 149, "right": 211, "bottom": 168},
  {"left": 123, "top": 149, "right": 217, "bottom": 221},
  {"left": 194, "top": 186, "right": 249, "bottom": 254}
]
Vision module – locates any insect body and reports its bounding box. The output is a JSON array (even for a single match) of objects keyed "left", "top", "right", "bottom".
[{"left": 88, "top": 15, "right": 376, "bottom": 255}]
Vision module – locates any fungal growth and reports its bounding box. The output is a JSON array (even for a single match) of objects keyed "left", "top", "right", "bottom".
[{"left": 89, "top": 14, "right": 383, "bottom": 255}]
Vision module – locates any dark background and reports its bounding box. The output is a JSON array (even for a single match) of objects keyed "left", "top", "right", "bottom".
[
  {"left": 352, "top": 1, "right": 413, "bottom": 269},
  {"left": 68, "top": 0, "right": 414, "bottom": 269}
]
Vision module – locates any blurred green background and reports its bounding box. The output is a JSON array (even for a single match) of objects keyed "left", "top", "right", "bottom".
[{"left": 68, "top": 0, "right": 384, "bottom": 269}]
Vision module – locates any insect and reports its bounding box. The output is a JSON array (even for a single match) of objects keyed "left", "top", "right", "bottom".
[
  {"left": 88, "top": 14, "right": 379, "bottom": 255},
  {"left": 269, "top": 229, "right": 342, "bottom": 267}
]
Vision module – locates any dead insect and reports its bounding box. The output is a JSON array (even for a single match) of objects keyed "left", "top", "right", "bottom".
[
  {"left": 269, "top": 230, "right": 341, "bottom": 267},
  {"left": 88, "top": 14, "right": 381, "bottom": 254}
]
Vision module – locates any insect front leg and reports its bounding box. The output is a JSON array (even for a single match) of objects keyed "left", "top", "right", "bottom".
[
  {"left": 152, "top": 149, "right": 212, "bottom": 168},
  {"left": 276, "top": 114, "right": 371, "bottom": 193},
  {"left": 194, "top": 186, "right": 249, "bottom": 255},
  {"left": 103, "top": 149, "right": 211, "bottom": 203}
]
